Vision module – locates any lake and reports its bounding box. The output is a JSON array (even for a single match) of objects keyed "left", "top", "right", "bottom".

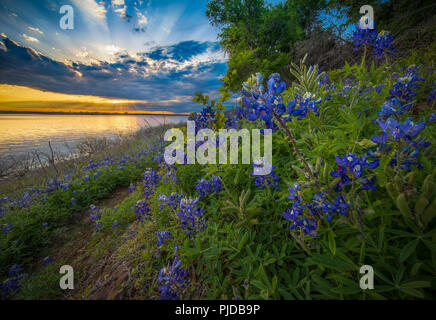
[{"left": 0, "top": 113, "right": 188, "bottom": 158}]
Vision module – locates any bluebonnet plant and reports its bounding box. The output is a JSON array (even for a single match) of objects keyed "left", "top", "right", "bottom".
[
  {"left": 42, "top": 256, "right": 53, "bottom": 266},
  {"left": 1, "top": 223, "right": 13, "bottom": 234},
  {"left": 143, "top": 169, "right": 161, "bottom": 199},
  {"left": 287, "top": 92, "right": 322, "bottom": 120},
  {"left": 389, "top": 66, "right": 424, "bottom": 103},
  {"left": 89, "top": 204, "right": 102, "bottom": 231},
  {"left": 0, "top": 197, "right": 8, "bottom": 216},
  {"left": 134, "top": 200, "right": 152, "bottom": 222},
  {"left": 195, "top": 175, "right": 223, "bottom": 197},
  {"left": 371, "top": 117, "right": 429, "bottom": 171},
  {"left": 374, "top": 30, "right": 396, "bottom": 60},
  {"left": 188, "top": 105, "right": 216, "bottom": 131},
  {"left": 157, "top": 247, "right": 189, "bottom": 300},
  {"left": 377, "top": 98, "right": 411, "bottom": 120},
  {"left": 128, "top": 183, "right": 136, "bottom": 193},
  {"left": 0, "top": 264, "right": 24, "bottom": 298},
  {"left": 352, "top": 24, "right": 378, "bottom": 52},
  {"left": 283, "top": 183, "right": 351, "bottom": 237},
  {"left": 156, "top": 231, "right": 172, "bottom": 246},
  {"left": 330, "top": 153, "right": 379, "bottom": 192},
  {"left": 158, "top": 193, "right": 183, "bottom": 210},
  {"left": 251, "top": 162, "right": 280, "bottom": 190},
  {"left": 241, "top": 72, "right": 286, "bottom": 132},
  {"left": 177, "top": 198, "right": 206, "bottom": 235}
]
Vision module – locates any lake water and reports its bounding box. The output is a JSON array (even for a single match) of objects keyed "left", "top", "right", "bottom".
[{"left": 0, "top": 114, "right": 187, "bottom": 158}]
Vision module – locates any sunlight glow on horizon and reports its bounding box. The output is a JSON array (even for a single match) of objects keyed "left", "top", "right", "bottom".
[{"left": 0, "top": 84, "right": 188, "bottom": 114}]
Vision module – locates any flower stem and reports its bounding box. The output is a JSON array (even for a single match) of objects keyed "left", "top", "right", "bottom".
[{"left": 272, "top": 110, "right": 314, "bottom": 179}]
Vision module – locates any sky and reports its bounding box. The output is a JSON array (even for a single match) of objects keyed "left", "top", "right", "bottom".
[{"left": 0, "top": 0, "right": 233, "bottom": 113}]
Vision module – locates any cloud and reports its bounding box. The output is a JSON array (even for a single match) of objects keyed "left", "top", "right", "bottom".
[
  {"left": 22, "top": 33, "right": 39, "bottom": 43},
  {"left": 0, "top": 37, "right": 227, "bottom": 113},
  {"left": 73, "top": 0, "right": 107, "bottom": 19},
  {"left": 28, "top": 26, "right": 44, "bottom": 35}
]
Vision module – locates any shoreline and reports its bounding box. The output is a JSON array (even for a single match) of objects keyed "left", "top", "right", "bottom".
[{"left": 0, "top": 110, "right": 190, "bottom": 116}]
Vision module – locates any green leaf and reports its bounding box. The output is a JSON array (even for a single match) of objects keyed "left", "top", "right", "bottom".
[
  {"left": 328, "top": 231, "right": 336, "bottom": 256},
  {"left": 401, "top": 281, "right": 431, "bottom": 289},
  {"left": 399, "top": 239, "right": 419, "bottom": 262},
  {"left": 308, "top": 254, "right": 355, "bottom": 271}
]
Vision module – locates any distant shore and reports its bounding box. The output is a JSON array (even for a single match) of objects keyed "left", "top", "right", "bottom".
[{"left": 0, "top": 110, "right": 190, "bottom": 116}]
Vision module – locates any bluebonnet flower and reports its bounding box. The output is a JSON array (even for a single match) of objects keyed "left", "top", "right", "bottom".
[
  {"left": 241, "top": 73, "right": 287, "bottom": 132},
  {"left": 372, "top": 116, "right": 429, "bottom": 171},
  {"left": 163, "top": 169, "right": 178, "bottom": 184},
  {"left": 0, "top": 264, "right": 24, "bottom": 298},
  {"left": 1, "top": 223, "right": 13, "bottom": 234},
  {"left": 0, "top": 197, "right": 8, "bottom": 216},
  {"left": 318, "top": 72, "right": 331, "bottom": 86},
  {"left": 82, "top": 176, "right": 90, "bottom": 182},
  {"left": 128, "top": 183, "right": 136, "bottom": 193},
  {"left": 157, "top": 247, "right": 189, "bottom": 300},
  {"left": 251, "top": 160, "right": 280, "bottom": 190},
  {"left": 374, "top": 30, "right": 396, "bottom": 59},
  {"left": 188, "top": 106, "right": 216, "bottom": 131},
  {"left": 330, "top": 164, "right": 350, "bottom": 192},
  {"left": 377, "top": 98, "right": 411, "bottom": 120},
  {"left": 112, "top": 221, "right": 121, "bottom": 229},
  {"left": 158, "top": 193, "right": 183, "bottom": 210},
  {"left": 308, "top": 192, "right": 350, "bottom": 222},
  {"left": 156, "top": 231, "right": 172, "bottom": 246},
  {"left": 283, "top": 185, "right": 352, "bottom": 236},
  {"left": 427, "top": 82, "right": 436, "bottom": 102},
  {"left": 70, "top": 197, "right": 77, "bottom": 206},
  {"left": 134, "top": 200, "right": 152, "bottom": 222},
  {"left": 253, "top": 167, "right": 280, "bottom": 189},
  {"left": 352, "top": 24, "right": 377, "bottom": 51},
  {"left": 195, "top": 175, "right": 223, "bottom": 197},
  {"left": 428, "top": 113, "right": 436, "bottom": 123},
  {"left": 89, "top": 205, "right": 100, "bottom": 222},
  {"left": 333, "top": 195, "right": 350, "bottom": 216},
  {"left": 389, "top": 148, "right": 424, "bottom": 170},
  {"left": 282, "top": 203, "right": 318, "bottom": 237},
  {"left": 287, "top": 92, "right": 322, "bottom": 120},
  {"left": 267, "top": 73, "right": 286, "bottom": 94},
  {"left": 287, "top": 182, "right": 301, "bottom": 201},
  {"left": 42, "top": 256, "right": 53, "bottom": 266},
  {"left": 89, "top": 205, "right": 102, "bottom": 231},
  {"left": 14, "top": 192, "right": 33, "bottom": 208},
  {"left": 42, "top": 222, "right": 48, "bottom": 227},
  {"left": 93, "top": 170, "right": 102, "bottom": 180},
  {"left": 153, "top": 154, "right": 164, "bottom": 164},
  {"left": 224, "top": 114, "right": 241, "bottom": 129},
  {"left": 376, "top": 117, "right": 426, "bottom": 141},
  {"left": 389, "top": 66, "right": 424, "bottom": 103},
  {"left": 177, "top": 198, "right": 206, "bottom": 235},
  {"left": 330, "top": 153, "right": 379, "bottom": 191},
  {"left": 143, "top": 169, "right": 161, "bottom": 198},
  {"left": 360, "top": 176, "right": 377, "bottom": 191}
]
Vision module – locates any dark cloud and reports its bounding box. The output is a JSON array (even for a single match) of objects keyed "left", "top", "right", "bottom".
[{"left": 0, "top": 37, "right": 227, "bottom": 113}]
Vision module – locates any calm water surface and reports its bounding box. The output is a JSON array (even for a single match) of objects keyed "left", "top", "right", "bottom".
[{"left": 0, "top": 114, "right": 187, "bottom": 157}]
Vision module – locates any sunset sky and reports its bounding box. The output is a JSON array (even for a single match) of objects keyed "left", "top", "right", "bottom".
[{"left": 0, "top": 0, "right": 258, "bottom": 113}]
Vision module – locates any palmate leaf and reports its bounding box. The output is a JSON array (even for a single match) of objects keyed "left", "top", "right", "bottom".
[
  {"left": 307, "top": 253, "right": 356, "bottom": 272},
  {"left": 289, "top": 53, "right": 325, "bottom": 95}
]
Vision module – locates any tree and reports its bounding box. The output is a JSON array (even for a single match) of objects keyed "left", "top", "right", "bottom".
[{"left": 206, "top": 0, "right": 327, "bottom": 91}]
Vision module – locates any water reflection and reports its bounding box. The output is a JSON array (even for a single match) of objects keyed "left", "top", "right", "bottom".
[{"left": 0, "top": 114, "right": 187, "bottom": 157}]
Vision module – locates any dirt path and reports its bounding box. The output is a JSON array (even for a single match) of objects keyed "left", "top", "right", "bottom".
[{"left": 47, "top": 187, "right": 137, "bottom": 300}]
